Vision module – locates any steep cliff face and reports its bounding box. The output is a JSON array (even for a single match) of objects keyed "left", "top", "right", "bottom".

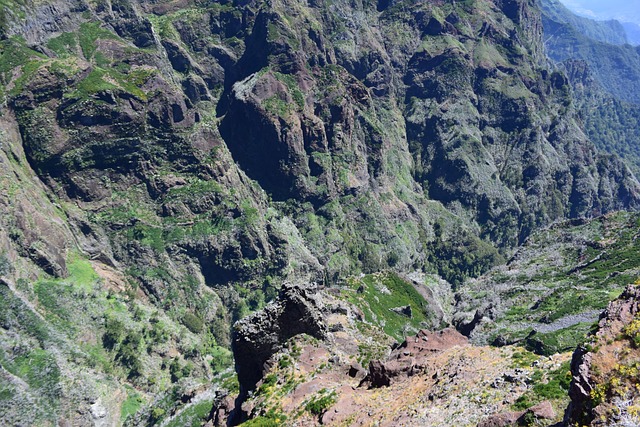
[
  {"left": 2, "top": 0, "right": 637, "bottom": 290},
  {"left": 561, "top": 59, "right": 640, "bottom": 177},
  {"left": 0, "top": 0, "right": 639, "bottom": 424}
]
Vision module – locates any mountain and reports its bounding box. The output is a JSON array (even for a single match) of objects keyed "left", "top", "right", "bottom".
[
  {"left": 541, "top": 0, "right": 640, "bottom": 105},
  {"left": 541, "top": 0, "right": 628, "bottom": 45},
  {"left": 562, "top": 59, "right": 640, "bottom": 175},
  {"left": 540, "top": 0, "right": 640, "bottom": 174},
  {"left": 622, "top": 21, "right": 640, "bottom": 45},
  {"left": 0, "top": 0, "right": 639, "bottom": 425},
  {"left": 558, "top": 0, "right": 640, "bottom": 30},
  {"left": 554, "top": 0, "right": 640, "bottom": 45}
]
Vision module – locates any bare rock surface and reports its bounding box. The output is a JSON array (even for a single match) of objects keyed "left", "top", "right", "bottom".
[{"left": 368, "top": 328, "right": 469, "bottom": 387}]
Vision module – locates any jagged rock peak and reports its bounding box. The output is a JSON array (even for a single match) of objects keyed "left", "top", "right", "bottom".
[{"left": 232, "top": 282, "right": 328, "bottom": 396}]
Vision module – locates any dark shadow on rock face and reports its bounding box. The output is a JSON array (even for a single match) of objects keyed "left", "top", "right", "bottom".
[{"left": 230, "top": 283, "right": 328, "bottom": 424}]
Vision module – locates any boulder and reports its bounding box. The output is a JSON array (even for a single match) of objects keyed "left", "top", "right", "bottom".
[
  {"left": 477, "top": 411, "right": 521, "bottom": 427},
  {"left": 523, "top": 400, "right": 555, "bottom": 420},
  {"left": 477, "top": 400, "right": 555, "bottom": 427},
  {"left": 368, "top": 328, "right": 468, "bottom": 387}
]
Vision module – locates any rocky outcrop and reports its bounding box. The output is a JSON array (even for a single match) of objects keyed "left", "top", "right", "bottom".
[
  {"left": 478, "top": 401, "right": 556, "bottom": 427},
  {"left": 232, "top": 283, "right": 328, "bottom": 396},
  {"left": 368, "top": 328, "right": 468, "bottom": 387},
  {"left": 564, "top": 285, "right": 640, "bottom": 426}
]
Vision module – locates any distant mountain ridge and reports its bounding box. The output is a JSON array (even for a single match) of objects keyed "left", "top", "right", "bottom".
[
  {"left": 541, "top": 0, "right": 628, "bottom": 45},
  {"left": 541, "top": 0, "right": 640, "bottom": 105},
  {"left": 540, "top": 0, "right": 640, "bottom": 174},
  {"left": 559, "top": 0, "right": 640, "bottom": 32},
  {"left": 622, "top": 21, "right": 640, "bottom": 45}
]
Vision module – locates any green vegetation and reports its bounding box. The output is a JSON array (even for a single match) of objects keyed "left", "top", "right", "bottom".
[
  {"left": 355, "top": 333, "right": 390, "bottom": 367},
  {"left": 0, "top": 348, "right": 61, "bottom": 408},
  {"left": 47, "top": 32, "right": 78, "bottom": 57},
  {"left": 460, "top": 212, "right": 640, "bottom": 352},
  {"left": 78, "top": 22, "right": 118, "bottom": 59},
  {"left": 543, "top": 3, "right": 640, "bottom": 105},
  {"left": 273, "top": 72, "right": 305, "bottom": 110},
  {"left": 263, "top": 95, "right": 293, "bottom": 117},
  {"left": 165, "top": 179, "right": 223, "bottom": 200},
  {"left": 525, "top": 323, "right": 594, "bottom": 356},
  {"left": 241, "top": 410, "right": 287, "bottom": 427},
  {"left": 210, "top": 346, "right": 234, "bottom": 374},
  {"left": 67, "top": 253, "right": 100, "bottom": 291},
  {"left": 540, "top": 0, "right": 627, "bottom": 45},
  {"left": 0, "top": 36, "right": 43, "bottom": 77},
  {"left": 183, "top": 312, "right": 204, "bottom": 333},
  {"left": 305, "top": 389, "right": 337, "bottom": 415},
  {"left": 513, "top": 360, "right": 572, "bottom": 410},
  {"left": 120, "top": 388, "right": 145, "bottom": 423},
  {"left": 0, "top": 252, "right": 12, "bottom": 276},
  {"left": 428, "top": 231, "right": 503, "bottom": 289},
  {"left": 0, "top": 36, "right": 45, "bottom": 101},
  {"left": 342, "top": 272, "right": 432, "bottom": 341},
  {"left": 511, "top": 349, "right": 540, "bottom": 369},
  {"left": 3, "top": 0, "right": 640, "bottom": 424},
  {"left": 68, "top": 66, "right": 151, "bottom": 101},
  {"left": 0, "top": 281, "right": 60, "bottom": 424},
  {"left": 165, "top": 399, "right": 215, "bottom": 427}
]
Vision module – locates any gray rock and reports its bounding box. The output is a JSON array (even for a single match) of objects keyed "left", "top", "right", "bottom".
[{"left": 232, "top": 283, "right": 328, "bottom": 397}]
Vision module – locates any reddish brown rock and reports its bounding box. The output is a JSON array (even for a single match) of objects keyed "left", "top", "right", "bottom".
[
  {"left": 368, "top": 328, "right": 469, "bottom": 387},
  {"left": 210, "top": 394, "right": 235, "bottom": 427},
  {"left": 525, "top": 400, "right": 556, "bottom": 420},
  {"left": 477, "top": 411, "right": 522, "bottom": 427},
  {"left": 478, "top": 400, "right": 555, "bottom": 427},
  {"left": 348, "top": 363, "right": 367, "bottom": 380}
]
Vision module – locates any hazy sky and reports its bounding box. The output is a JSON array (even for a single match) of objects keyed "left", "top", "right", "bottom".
[{"left": 559, "top": 0, "right": 640, "bottom": 24}]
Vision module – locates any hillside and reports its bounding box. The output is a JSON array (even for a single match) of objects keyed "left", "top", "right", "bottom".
[
  {"left": 0, "top": 0, "right": 639, "bottom": 425},
  {"left": 541, "top": 0, "right": 640, "bottom": 105},
  {"left": 540, "top": 0, "right": 628, "bottom": 45},
  {"left": 540, "top": 1, "right": 640, "bottom": 176}
]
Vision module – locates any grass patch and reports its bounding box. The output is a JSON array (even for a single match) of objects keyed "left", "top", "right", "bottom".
[
  {"left": 242, "top": 409, "right": 287, "bottom": 427},
  {"left": 47, "top": 32, "right": 78, "bottom": 57},
  {"left": 0, "top": 348, "right": 61, "bottom": 409},
  {"left": 263, "top": 95, "right": 292, "bottom": 117},
  {"left": 510, "top": 349, "right": 539, "bottom": 368},
  {"left": 78, "top": 22, "right": 118, "bottom": 59},
  {"left": 513, "top": 360, "right": 572, "bottom": 410},
  {"left": 525, "top": 322, "right": 594, "bottom": 356},
  {"left": 67, "top": 252, "right": 100, "bottom": 291},
  {"left": 120, "top": 387, "right": 144, "bottom": 423},
  {"left": 305, "top": 389, "right": 337, "bottom": 415},
  {"left": 343, "top": 272, "right": 431, "bottom": 341},
  {"left": 273, "top": 72, "right": 305, "bottom": 110},
  {"left": 164, "top": 178, "right": 223, "bottom": 200},
  {"left": 67, "top": 66, "right": 151, "bottom": 101},
  {"left": 0, "top": 36, "right": 44, "bottom": 76},
  {"left": 164, "top": 399, "right": 214, "bottom": 427}
]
